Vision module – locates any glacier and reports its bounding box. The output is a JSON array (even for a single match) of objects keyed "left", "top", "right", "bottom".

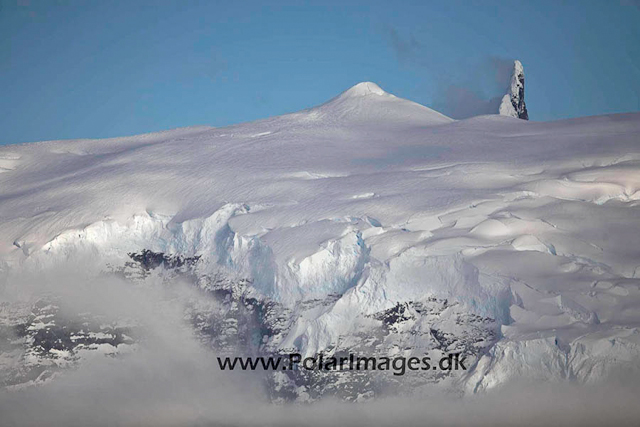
[{"left": 1, "top": 81, "right": 640, "bottom": 403}]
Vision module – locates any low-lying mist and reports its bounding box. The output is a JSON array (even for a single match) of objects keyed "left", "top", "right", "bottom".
[{"left": 1, "top": 269, "right": 639, "bottom": 427}]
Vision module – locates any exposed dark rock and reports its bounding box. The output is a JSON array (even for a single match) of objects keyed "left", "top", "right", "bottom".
[{"left": 499, "top": 60, "right": 529, "bottom": 120}]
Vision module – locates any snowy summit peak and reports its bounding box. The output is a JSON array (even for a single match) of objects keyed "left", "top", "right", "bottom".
[
  {"left": 315, "top": 80, "right": 452, "bottom": 126},
  {"left": 499, "top": 60, "right": 528, "bottom": 120},
  {"left": 340, "top": 81, "right": 387, "bottom": 98}
]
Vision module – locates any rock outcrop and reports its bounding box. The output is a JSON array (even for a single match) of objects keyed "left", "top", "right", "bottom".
[{"left": 499, "top": 60, "right": 529, "bottom": 120}]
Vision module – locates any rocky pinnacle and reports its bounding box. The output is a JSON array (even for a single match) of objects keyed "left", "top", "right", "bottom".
[{"left": 499, "top": 60, "right": 529, "bottom": 120}]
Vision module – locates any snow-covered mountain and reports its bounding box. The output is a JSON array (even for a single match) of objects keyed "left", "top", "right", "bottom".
[
  {"left": 499, "top": 60, "right": 529, "bottom": 120},
  {"left": 1, "top": 82, "right": 640, "bottom": 401}
]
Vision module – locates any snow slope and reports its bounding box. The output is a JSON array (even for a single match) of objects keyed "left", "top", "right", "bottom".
[{"left": 1, "top": 82, "right": 640, "bottom": 396}]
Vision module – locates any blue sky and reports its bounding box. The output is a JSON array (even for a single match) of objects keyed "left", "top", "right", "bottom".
[{"left": 1, "top": 0, "right": 639, "bottom": 145}]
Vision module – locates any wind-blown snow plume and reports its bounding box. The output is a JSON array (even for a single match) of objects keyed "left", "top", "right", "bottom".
[{"left": 433, "top": 57, "right": 526, "bottom": 119}]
